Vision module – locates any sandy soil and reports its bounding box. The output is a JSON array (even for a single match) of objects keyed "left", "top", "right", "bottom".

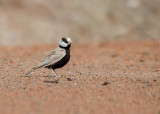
[{"left": 0, "top": 41, "right": 160, "bottom": 114}]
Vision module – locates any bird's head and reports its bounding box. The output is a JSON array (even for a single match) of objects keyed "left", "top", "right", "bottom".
[{"left": 59, "top": 37, "right": 72, "bottom": 49}]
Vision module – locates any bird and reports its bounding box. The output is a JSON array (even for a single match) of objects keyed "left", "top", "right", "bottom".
[{"left": 25, "top": 37, "right": 72, "bottom": 77}]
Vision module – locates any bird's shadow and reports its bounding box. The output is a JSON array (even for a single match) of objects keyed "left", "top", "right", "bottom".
[
  {"left": 20, "top": 74, "right": 60, "bottom": 84},
  {"left": 21, "top": 75, "right": 55, "bottom": 78},
  {"left": 43, "top": 79, "right": 59, "bottom": 84}
]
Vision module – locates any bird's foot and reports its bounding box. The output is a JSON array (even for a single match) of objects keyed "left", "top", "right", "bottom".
[
  {"left": 55, "top": 75, "right": 62, "bottom": 78},
  {"left": 50, "top": 70, "right": 61, "bottom": 78},
  {"left": 50, "top": 74, "right": 61, "bottom": 78}
]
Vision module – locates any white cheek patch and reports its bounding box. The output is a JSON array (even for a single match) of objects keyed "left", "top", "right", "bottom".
[{"left": 59, "top": 41, "right": 68, "bottom": 47}]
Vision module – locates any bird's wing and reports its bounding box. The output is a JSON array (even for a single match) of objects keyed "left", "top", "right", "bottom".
[{"left": 35, "top": 48, "right": 66, "bottom": 69}]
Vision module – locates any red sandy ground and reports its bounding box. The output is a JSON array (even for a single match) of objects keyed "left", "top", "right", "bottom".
[{"left": 0, "top": 41, "right": 160, "bottom": 114}]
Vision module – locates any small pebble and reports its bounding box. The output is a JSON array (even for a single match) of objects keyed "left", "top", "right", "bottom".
[
  {"left": 102, "top": 81, "right": 109, "bottom": 85},
  {"left": 67, "top": 78, "right": 72, "bottom": 81}
]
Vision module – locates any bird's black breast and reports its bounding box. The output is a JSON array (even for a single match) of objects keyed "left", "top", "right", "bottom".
[{"left": 45, "top": 49, "right": 70, "bottom": 69}]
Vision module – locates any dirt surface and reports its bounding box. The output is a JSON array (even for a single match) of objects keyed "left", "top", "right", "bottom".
[{"left": 0, "top": 41, "right": 160, "bottom": 114}]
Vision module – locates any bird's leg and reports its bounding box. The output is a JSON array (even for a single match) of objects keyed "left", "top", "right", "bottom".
[{"left": 51, "top": 69, "right": 61, "bottom": 77}]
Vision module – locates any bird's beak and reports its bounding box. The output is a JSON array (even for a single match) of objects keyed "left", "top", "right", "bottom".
[{"left": 69, "top": 41, "right": 72, "bottom": 44}]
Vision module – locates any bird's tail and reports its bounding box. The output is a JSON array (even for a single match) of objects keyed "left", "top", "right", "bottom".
[{"left": 24, "top": 68, "right": 36, "bottom": 76}]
